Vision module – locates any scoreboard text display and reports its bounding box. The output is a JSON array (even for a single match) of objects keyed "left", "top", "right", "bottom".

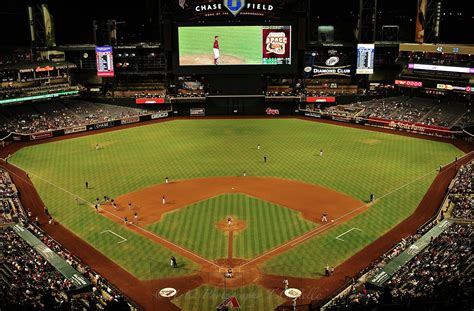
[
  {"left": 356, "top": 44, "right": 375, "bottom": 74},
  {"left": 95, "top": 46, "right": 114, "bottom": 77},
  {"left": 178, "top": 25, "right": 291, "bottom": 66}
]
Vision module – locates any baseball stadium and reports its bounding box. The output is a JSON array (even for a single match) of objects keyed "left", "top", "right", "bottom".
[{"left": 0, "top": 1, "right": 473, "bottom": 311}]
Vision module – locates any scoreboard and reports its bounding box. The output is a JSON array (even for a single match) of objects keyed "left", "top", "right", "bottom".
[
  {"left": 95, "top": 46, "right": 114, "bottom": 77},
  {"left": 356, "top": 44, "right": 375, "bottom": 74}
]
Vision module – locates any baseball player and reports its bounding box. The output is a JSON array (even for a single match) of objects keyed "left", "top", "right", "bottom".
[
  {"left": 321, "top": 212, "right": 328, "bottom": 222},
  {"left": 320, "top": 148, "right": 323, "bottom": 156},
  {"left": 162, "top": 196, "right": 166, "bottom": 205},
  {"left": 165, "top": 176, "right": 169, "bottom": 184},
  {"left": 257, "top": 144, "right": 261, "bottom": 150},
  {"left": 283, "top": 279, "right": 289, "bottom": 290},
  {"left": 227, "top": 217, "right": 232, "bottom": 227},
  {"left": 134, "top": 212, "right": 138, "bottom": 224},
  {"left": 213, "top": 36, "right": 220, "bottom": 65}
]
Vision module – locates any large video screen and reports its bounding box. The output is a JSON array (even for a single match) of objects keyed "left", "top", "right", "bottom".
[{"left": 178, "top": 25, "right": 292, "bottom": 66}]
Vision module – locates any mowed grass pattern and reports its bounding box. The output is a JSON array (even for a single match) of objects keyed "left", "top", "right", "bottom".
[
  {"left": 261, "top": 170, "right": 436, "bottom": 277},
  {"left": 146, "top": 194, "right": 316, "bottom": 260},
  {"left": 179, "top": 26, "right": 261, "bottom": 64},
  {"left": 29, "top": 176, "right": 198, "bottom": 280},
  {"left": 10, "top": 119, "right": 463, "bottom": 279},
  {"left": 172, "top": 284, "right": 285, "bottom": 311}
]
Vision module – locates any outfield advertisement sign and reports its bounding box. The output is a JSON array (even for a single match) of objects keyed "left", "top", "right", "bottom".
[
  {"left": 64, "top": 126, "right": 87, "bottom": 135},
  {"left": 91, "top": 121, "right": 114, "bottom": 130},
  {"left": 304, "top": 112, "right": 321, "bottom": 118},
  {"left": 265, "top": 107, "right": 279, "bottom": 115},
  {"left": 151, "top": 112, "right": 169, "bottom": 119},
  {"left": 190, "top": 108, "right": 206, "bottom": 116},
  {"left": 367, "top": 117, "right": 453, "bottom": 137},
  {"left": 30, "top": 132, "right": 53, "bottom": 140}
]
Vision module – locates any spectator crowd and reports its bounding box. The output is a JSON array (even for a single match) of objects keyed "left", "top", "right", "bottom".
[
  {"left": 325, "top": 223, "right": 473, "bottom": 310},
  {"left": 0, "top": 169, "right": 24, "bottom": 224},
  {"left": 450, "top": 161, "right": 473, "bottom": 220},
  {"left": 0, "top": 100, "right": 155, "bottom": 134}
]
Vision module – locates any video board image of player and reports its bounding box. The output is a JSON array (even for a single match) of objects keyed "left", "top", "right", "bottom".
[{"left": 178, "top": 25, "right": 291, "bottom": 66}]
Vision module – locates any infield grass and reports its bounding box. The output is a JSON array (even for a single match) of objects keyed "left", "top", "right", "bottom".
[
  {"left": 10, "top": 118, "right": 463, "bottom": 279},
  {"left": 146, "top": 194, "right": 316, "bottom": 260}
]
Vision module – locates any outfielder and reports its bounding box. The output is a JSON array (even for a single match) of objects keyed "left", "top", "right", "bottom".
[{"left": 213, "top": 36, "right": 220, "bottom": 65}]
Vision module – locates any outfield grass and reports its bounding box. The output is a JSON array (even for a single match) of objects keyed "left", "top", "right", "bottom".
[
  {"left": 146, "top": 194, "right": 316, "bottom": 260},
  {"left": 10, "top": 119, "right": 463, "bottom": 279},
  {"left": 178, "top": 26, "right": 261, "bottom": 64},
  {"left": 172, "top": 284, "right": 285, "bottom": 311}
]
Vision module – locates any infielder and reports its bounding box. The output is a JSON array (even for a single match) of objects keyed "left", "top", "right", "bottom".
[
  {"left": 213, "top": 36, "right": 220, "bottom": 65},
  {"left": 321, "top": 212, "right": 328, "bottom": 222}
]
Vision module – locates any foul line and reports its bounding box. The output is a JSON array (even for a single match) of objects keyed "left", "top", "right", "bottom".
[
  {"left": 100, "top": 229, "right": 127, "bottom": 243},
  {"left": 5, "top": 152, "right": 471, "bottom": 271},
  {"left": 238, "top": 157, "right": 465, "bottom": 269},
  {"left": 335, "top": 228, "right": 362, "bottom": 241},
  {"left": 5, "top": 163, "right": 220, "bottom": 269}
]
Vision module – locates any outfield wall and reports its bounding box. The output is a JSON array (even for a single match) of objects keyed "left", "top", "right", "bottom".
[{"left": 11, "top": 112, "right": 170, "bottom": 142}]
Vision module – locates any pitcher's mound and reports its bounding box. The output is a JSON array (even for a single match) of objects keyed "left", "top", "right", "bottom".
[{"left": 216, "top": 217, "right": 247, "bottom": 233}]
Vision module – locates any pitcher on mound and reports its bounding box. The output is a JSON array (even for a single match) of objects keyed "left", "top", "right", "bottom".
[{"left": 213, "top": 35, "right": 220, "bottom": 65}]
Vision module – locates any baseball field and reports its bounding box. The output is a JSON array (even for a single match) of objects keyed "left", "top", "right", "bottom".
[
  {"left": 178, "top": 26, "right": 262, "bottom": 65},
  {"left": 8, "top": 118, "right": 464, "bottom": 310}
]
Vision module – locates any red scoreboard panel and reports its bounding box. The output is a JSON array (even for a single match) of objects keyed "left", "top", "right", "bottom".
[
  {"left": 135, "top": 98, "right": 166, "bottom": 104},
  {"left": 306, "top": 97, "right": 336, "bottom": 103}
]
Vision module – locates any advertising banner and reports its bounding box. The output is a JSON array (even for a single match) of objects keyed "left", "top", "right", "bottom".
[
  {"left": 262, "top": 27, "right": 291, "bottom": 64},
  {"left": 395, "top": 80, "right": 423, "bottom": 88},
  {"left": 30, "top": 132, "right": 53, "bottom": 140},
  {"left": 190, "top": 108, "right": 205, "bottom": 116},
  {"left": 303, "top": 48, "right": 354, "bottom": 78},
  {"left": 136, "top": 98, "right": 166, "bottom": 104},
  {"left": 92, "top": 121, "right": 114, "bottom": 130},
  {"left": 306, "top": 97, "right": 336, "bottom": 103},
  {"left": 367, "top": 117, "right": 452, "bottom": 136},
  {"left": 120, "top": 116, "right": 140, "bottom": 125},
  {"left": 64, "top": 126, "right": 87, "bottom": 135},
  {"left": 265, "top": 107, "right": 279, "bottom": 115},
  {"left": 304, "top": 112, "right": 321, "bottom": 118},
  {"left": 151, "top": 112, "right": 169, "bottom": 119}
]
